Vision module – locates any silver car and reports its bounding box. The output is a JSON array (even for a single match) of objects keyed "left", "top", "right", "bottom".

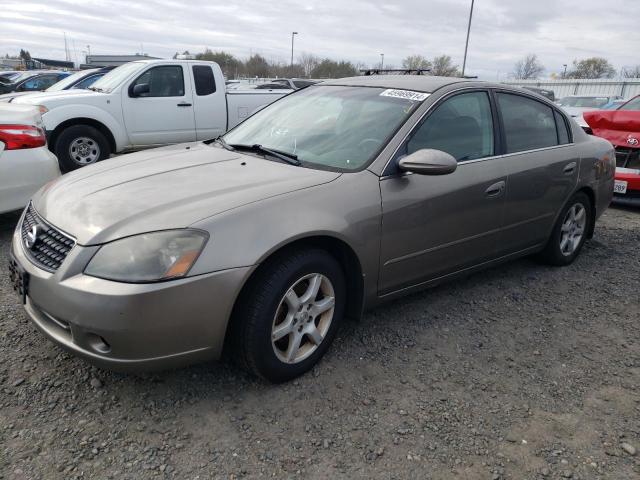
[{"left": 9, "top": 76, "right": 615, "bottom": 382}]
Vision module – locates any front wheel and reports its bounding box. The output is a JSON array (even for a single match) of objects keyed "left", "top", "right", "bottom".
[
  {"left": 230, "top": 248, "right": 346, "bottom": 383},
  {"left": 538, "top": 192, "right": 592, "bottom": 266},
  {"left": 54, "top": 125, "right": 111, "bottom": 172}
]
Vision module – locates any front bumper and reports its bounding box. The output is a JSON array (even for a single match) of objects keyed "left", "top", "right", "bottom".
[
  {"left": 11, "top": 221, "right": 251, "bottom": 372},
  {"left": 613, "top": 168, "right": 640, "bottom": 207}
]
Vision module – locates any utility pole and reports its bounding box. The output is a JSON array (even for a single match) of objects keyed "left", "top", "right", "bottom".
[
  {"left": 291, "top": 32, "right": 298, "bottom": 68},
  {"left": 380, "top": 53, "right": 384, "bottom": 70},
  {"left": 461, "top": 0, "right": 475, "bottom": 77},
  {"left": 562, "top": 64, "right": 568, "bottom": 78}
]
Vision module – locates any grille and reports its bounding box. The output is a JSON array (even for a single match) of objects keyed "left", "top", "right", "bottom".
[
  {"left": 21, "top": 204, "right": 75, "bottom": 272},
  {"left": 615, "top": 147, "right": 640, "bottom": 169}
]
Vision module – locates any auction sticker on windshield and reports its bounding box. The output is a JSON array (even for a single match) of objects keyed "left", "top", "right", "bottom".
[{"left": 380, "top": 89, "right": 430, "bottom": 102}]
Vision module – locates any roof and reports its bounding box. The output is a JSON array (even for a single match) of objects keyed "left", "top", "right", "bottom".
[
  {"left": 32, "top": 58, "right": 74, "bottom": 69},
  {"left": 320, "top": 75, "right": 470, "bottom": 93}
]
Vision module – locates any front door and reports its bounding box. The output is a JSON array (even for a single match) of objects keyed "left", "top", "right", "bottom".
[
  {"left": 122, "top": 64, "right": 196, "bottom": 146},
  {"left": 379, "top": 90, "right": 507, "bottom": 295}
]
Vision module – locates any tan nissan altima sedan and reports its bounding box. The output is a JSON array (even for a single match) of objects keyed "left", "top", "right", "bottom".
[{"left": 9, "top": 75, "right": 615, "bottom": 382}]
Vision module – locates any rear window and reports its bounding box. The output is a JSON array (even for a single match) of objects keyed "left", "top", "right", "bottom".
[
  {"left": 554, "top": 110, "right": 570, "bottom": 144},
  {"left": 193, "top": 65, "right": 216, "bottom": 96}
]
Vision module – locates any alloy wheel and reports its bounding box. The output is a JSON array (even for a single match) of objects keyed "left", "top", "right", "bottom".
[{"left": 560, "top": 203, "right": 586, "bottom": 256}]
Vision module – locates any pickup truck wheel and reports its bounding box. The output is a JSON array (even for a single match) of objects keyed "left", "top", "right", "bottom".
[
  {"left": 55, "top": 125, "right": 110, "bottom": 172},
  {"left": 229, "top": 248, "right": 346, "bottom": 383}
]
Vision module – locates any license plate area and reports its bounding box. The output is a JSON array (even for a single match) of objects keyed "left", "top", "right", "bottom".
[
  {"left": 614, "top": 180, "right": 628, "bottom": 194},
  {"left": 8, "top": 255, "right": 29, "bottom": 304}
]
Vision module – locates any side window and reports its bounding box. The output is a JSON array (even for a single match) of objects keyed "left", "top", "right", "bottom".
[
  {"left": 73, "top": 74, "right": 101, "bottom": 89},
  {"left": 22, "top": 75, "right": 58, "bottom": 91},
  {"left": 554, "top": 110, "right": 570, "bottom": 144},
  {"left": 192, "top": 65, "right": 216, "bottom": 96},
  {"left": 406, "top": 91, "right": 494, "bottom": 161},
  {"left": 497, "top": 93, "right": 558, "bottom": 153},
  {"left": 132, "top": 66, "right": 185, "bottom": 97}
]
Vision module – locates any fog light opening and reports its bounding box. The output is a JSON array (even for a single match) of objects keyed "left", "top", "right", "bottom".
[{"left": 87, "top": 333, "right": 111, "bottom": 354}]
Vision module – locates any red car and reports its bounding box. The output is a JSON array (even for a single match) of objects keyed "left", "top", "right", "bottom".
[{"left": 584, "top": 95, "right": 640, "bottom": 205}]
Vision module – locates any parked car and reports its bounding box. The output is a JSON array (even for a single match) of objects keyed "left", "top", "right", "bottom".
[
  {"left": 522, "top": 86, "right": 555, "bottom": 101},
  {"left": 0, "top": 104, "right": 60, "bottom": 214},
  {"left": 557, "top": 94, "right": 624, "bottom": 130},
  {"left": 254, "top": 82, "right": 294, "bottom": 90},
  {"left": 0, "top": 71, "right": 71, "bottom": 95},
  {"left": 270, "top": 78, "right": 321, "bottom": 90},
  {"left": 584, "top": 95, "right": 640, "bottom": 205},
  {"left": 0, "top": 71, "right": 24, "bottom": 82},
  {"left": 0, "top": 67, "right": 114, "bottom": 103},
  {"left": 9, "top": 76, "right": 614, "bottom": 382},
  {"left": 12, "top": 60, "right": 291, "bottom": 171}
]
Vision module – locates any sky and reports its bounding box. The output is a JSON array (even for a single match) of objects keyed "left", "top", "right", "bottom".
[{"left": 1, "top": 0, "right": 638, "bottom": 79}]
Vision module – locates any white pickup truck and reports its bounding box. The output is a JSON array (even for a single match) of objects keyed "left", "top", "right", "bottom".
[{"left": 13, "top": 60, "right": 291, "bottom": 171}]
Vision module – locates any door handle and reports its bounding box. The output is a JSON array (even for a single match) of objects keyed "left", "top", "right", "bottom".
[
  {"left": 485, "top": 180, "right": 506, "bottom": 198},
  {"left": 177, "top": 102, "right": 192, "bottom": 107},
  {"left": 563, "top": 162, "right": 577, "bottom": 174}
]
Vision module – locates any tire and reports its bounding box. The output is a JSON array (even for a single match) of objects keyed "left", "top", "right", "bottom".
[
  {"left": 229, "top": 248, "right": 346, "bottom": 383},
  {"left": 537, "top": 192, "right": 592, "bottom": 266},
  {"left": 54, "top": 125, "right": 111, "bottom": 172}
]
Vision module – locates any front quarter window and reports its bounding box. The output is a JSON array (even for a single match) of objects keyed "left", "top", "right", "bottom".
[{"left": 222, "top": 85, "right": 426, "bottom": 171}]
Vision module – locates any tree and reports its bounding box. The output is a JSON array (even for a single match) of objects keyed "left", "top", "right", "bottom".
[
  {"left": 402, "top": 55, "right": 431, "bottom": 70},
  {"left": 19, "top": 49, "right": 31, "bottom": 61},
  {"left": 512, "top": 54, "right": 545, "bottom": 79},
  {"left": 196, "top": 49, "right": 241, "bottom": 78},
  {"left": 243, "top": 54, "right": 270, "bottom": 78},
  {"left": 430, "top": 55, "right": 459, "bottom": 77},
  {"left": 298, "top": 52, "right": 320, "bottom": 77},
  {"left": 311, "top": 59, "right": 358, "bottom": 78},
  {"left": 622, "top": 65, "right": 640, "bottom": 78},
  {"left": 567, "top": 57, "right": 616, "bottom": 79}
]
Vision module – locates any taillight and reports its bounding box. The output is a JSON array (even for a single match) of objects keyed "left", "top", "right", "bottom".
[{"left": 0, "top": 124, "right": 46, "bottom": 150}]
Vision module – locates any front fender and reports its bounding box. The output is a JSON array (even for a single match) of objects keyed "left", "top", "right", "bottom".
[{"left": 42, "top": 104, "right": 129, "bottom": 152}]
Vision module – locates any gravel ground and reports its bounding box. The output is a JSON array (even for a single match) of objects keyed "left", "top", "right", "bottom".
[{"left": 0, "top": 206, "right": 638, "bottom": 480}]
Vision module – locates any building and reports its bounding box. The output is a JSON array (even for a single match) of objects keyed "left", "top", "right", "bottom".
[{"left": 81, "top": 54, "right": 160, "bottom": 68}]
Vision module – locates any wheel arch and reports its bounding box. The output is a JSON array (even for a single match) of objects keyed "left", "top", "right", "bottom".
[
  {"left": 49, "top": 118, "right": 117, "bottom": 154},
  {"left": 223, "top": 234, "right": 366, "bottom": 352},
  {"left": 575, "top": 186, "right": 596, "bottom": 239}
]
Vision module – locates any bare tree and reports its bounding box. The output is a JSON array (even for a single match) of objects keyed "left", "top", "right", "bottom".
[
  {"left": 567, "top": 57, "right": 616, "bottom": 79},
  {"left": 431, "top": 55, "right": 460, "bottom": 77},
  {"left": 298, "top": 52, "right": 320, "bottom": 78},
  {"left": 622, "top": 65, "right": 640, "bottom": 78},
  {"left": 512, "top": 54, "right": 545, "bottom": 80},
  {"left": 402, "top": 55, "right": 431, "bottom": 70}
]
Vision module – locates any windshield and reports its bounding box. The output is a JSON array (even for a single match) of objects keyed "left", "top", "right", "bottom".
[
  {"left": 46, "top": 69, "right": 97, "bottom": 91},
  {"left": 620, "top": 96, "right": 640, "bottom": 111},
  {"left": 223, "top": 85, "right": 425, "bottom": 171},
  {"left": 89, "top": 62, "right": 142, "bottom": 92},
  {"left": 558, "top": 96, "right": 609, "bottom": 108}
]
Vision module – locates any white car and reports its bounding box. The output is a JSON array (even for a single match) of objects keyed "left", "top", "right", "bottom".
[
  {"left": 13, "top": 60, "right": 291, "bottom": 171},
  {"left": 556, "top": 94, "right": 623, "bottom": 129},
  {"left": 0, "top": 104, "right": 60, "bottom": 214}
]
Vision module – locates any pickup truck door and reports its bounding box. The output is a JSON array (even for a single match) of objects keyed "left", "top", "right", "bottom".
[
  {"left": 121, "top": 64, "right": 196, "bottom": 146},
  {"left": 187, "top": 64, "right": 226, "bottom": 140}
]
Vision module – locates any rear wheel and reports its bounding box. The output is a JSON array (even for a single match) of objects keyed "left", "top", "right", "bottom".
[
  {"left": 230, "top": 248, "right": 346, "bottom": 383},
  {"left": 538, "top": 192, "right": 591, "bottom": 266},
  {"left": 54, "top": 125, "right": 110, "bottom": 172}
]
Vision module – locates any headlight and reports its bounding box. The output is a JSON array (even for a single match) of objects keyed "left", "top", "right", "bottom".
[
  {"left": 85, "top": 230, "right": 208, "bottom": 282},
  {"left": 37, "top": 105, "right": 48, "bottom": 115}
]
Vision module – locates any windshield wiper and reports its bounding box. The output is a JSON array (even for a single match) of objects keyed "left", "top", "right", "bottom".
[
  {"left": 213, "top": 136, "right": 235, "bottom": 151},
  {"left": 228, "top": 143, "right": 301, "bottom": 166}
]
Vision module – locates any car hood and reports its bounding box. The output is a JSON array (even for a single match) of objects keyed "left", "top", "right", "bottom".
[
  {"left": 32, "top": 143, "right": 341, "bottom": 245},
  {"left": 12, "top": 88, "right": 104, "bottom": 106},
  {"left": 583, "top": 110, "right": 640, "bottom": 149},
  {"left": 0, "top": 91, "right": 33, "bottom": 102}
]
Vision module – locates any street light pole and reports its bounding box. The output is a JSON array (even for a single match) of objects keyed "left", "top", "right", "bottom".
[
  {"left": 291, "top": 32, "right": 298, "bottom": 68},
  {"left": 562, "top": 64, "right": 568, "bottom": 78},
  {"left": 380, "top": 53, "right": 384, "bottom": 70},
  {"left": 461, "top": 0, "right": 475, "bottom": 77}
]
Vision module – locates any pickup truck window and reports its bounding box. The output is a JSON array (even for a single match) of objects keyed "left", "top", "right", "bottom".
[
  {"left": 132, "top": 66, "right": 185, "bottom": 97},
  {"left": 192, "top": 65, "right": 216, "bottom": 96}
]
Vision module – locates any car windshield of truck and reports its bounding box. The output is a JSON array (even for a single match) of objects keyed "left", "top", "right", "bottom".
[
  {"left": 558, "top": 96, "right": 609, "bottom": 108},
  {"left": 222, "top": 85, "right": 426, "bottom": 172},
  {"left": 89, "top": 62, "right": 142, "bottom": 93},
  {"left": 620, "top": 97, "right": 640, "bottom": 111}
]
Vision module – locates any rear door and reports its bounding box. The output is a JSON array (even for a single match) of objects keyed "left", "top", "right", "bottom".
[
  {"left": 188, "top": 64, "right": 226, "bottom": 140},
  {"left": 121, "top": 64, "right": 196, "bottom": 146},
  {"left": 494, "top": 91, "right": 579, "bottom": 254},
  {"left": 378, "top": 89, "right": 507, "bottom": 294}
]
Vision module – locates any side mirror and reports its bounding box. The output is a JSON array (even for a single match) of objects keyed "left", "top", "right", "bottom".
[
  {"left": 398, "top": 149, "right": 457, "bottom": 175},
  {"left": 131, "top": 83, "right": 150, "bottom": 97}
]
